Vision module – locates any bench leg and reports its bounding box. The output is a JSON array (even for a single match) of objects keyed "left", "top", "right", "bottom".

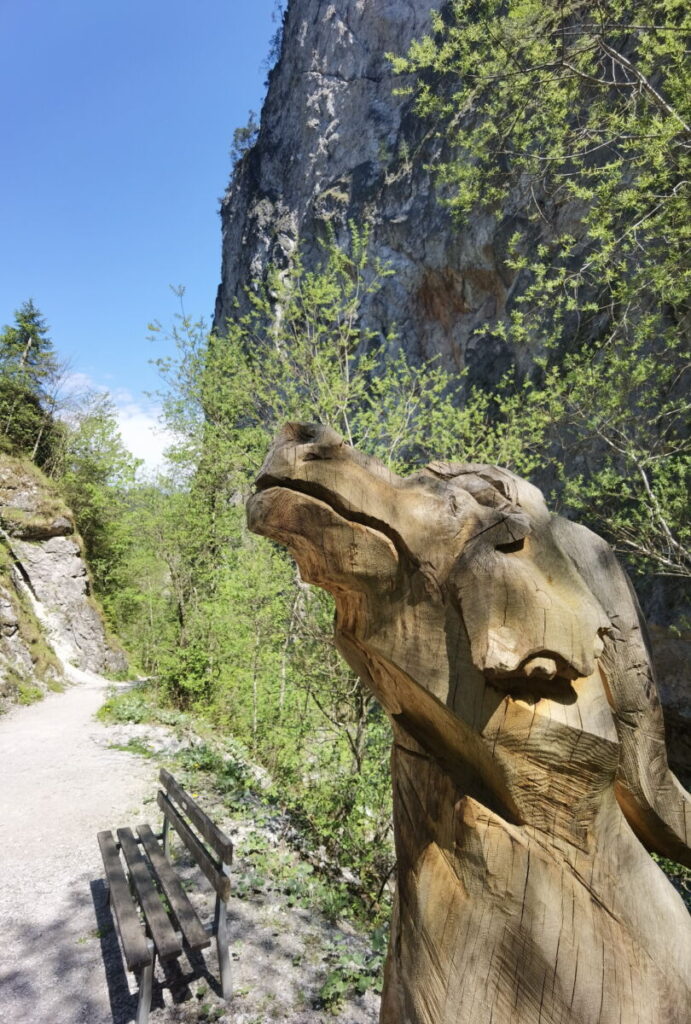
[
  {"left": 135, "top": 946, "right": 155, "bottom": 1024},
  {"left": 214, "top": 897, "right": 233, "bottom": 1000}
]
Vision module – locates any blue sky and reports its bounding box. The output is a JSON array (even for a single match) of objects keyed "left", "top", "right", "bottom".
[{"left": 0, "top": 0, "right": 279, "bottom": 467}]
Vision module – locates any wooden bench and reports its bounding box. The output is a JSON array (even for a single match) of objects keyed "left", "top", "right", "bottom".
[{"left": 97, "top": 768, "right": 233, "bottom": 1024}]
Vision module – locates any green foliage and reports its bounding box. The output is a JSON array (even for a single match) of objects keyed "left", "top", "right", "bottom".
[
  {"left": 652, "top": 853, "right": 691, "bottom": 911},
  {"left": 0, "top": 300, "right": 63, "bottom": 466},
  {"left": 51, "top": 392, "right": 141, "bottom": 599},
  {"left": 393, "top": 0, "right": 690, "bottom": 576},
  {"left": 264, "top": 1, "right": 288, "bottom": 74},
  {"left": 16, "top": 680, "right": 44, "bottom": 705},
  {"left": 528, "top": 332, "right": 690, "bottom": 575},
  {"left": 97, "top": 683, "right": 159, "bottom": 725},
  {"left": 319, "top": 931, "right": 386, "bottom": 1011},
  {"left": 139, "top": 230, "right": 464, "bottom": 906},
  {"left": 230, "top": 110, "right": 259, "bottom": 165}
]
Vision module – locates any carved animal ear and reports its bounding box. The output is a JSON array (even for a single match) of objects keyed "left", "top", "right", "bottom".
[{"left": 452, "top": 515, "right": 611, "bottom": 686}]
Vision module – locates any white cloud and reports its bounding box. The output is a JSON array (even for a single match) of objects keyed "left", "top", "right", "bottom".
[
  {"left": 58, "top": 372, "right": 177, "bottom": 474},
  {"left": 61, "top": 370, "right": 100, "bottom": 395},
  {"left": 114, "top": 397, "right": 176, "bottom": 475}
]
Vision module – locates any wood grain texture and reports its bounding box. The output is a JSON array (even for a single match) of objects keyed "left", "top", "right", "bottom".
[
  {"left": 117, "top": 827, "right": 182, "bottom": 961},
  {"left": 159, "top": 768, "right": 233, "bottom": 864},
  {"left": 136, "top": 824, "right": 210, "bottom": 951},
  {"left": 156, "top": 791, "right": 231, "bottom": 900},
  {"left": 247, "top": 423, "right": 691, "bottom": 1024},
  {"left": 97, "top": 830, "right": 153, "bottom": 972}
]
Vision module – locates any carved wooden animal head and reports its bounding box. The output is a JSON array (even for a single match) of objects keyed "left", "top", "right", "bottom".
[{"left": 247, "top": 423, "right": 690, "bottom": 865}]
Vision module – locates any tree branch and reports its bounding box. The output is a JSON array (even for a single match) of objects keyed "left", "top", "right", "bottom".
[{"left": 597, "top": 37, "right": 691, "bottom": 134}]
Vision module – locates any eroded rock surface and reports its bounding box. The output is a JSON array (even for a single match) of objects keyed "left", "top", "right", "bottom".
[
  {"left": 216, "top": 1, "right": 482, "bottom": 368},
  {"left": 215, "top": 0, "right": 573, "bottom": 390},
  {"left": 0, "top": 457, "right": 126, "bottom": 703}
]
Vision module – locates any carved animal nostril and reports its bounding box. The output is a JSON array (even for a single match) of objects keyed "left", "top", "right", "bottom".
[{"left": 496, "top": 538, "right": 525, "bottom": 553}]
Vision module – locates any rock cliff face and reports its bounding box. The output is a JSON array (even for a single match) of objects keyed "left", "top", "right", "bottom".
[
  {"left": 215, "top": 0, "right": 520, "bottom": 388},
  {"left": 0, "top": 457, "right": 126, "bottom": 706}
]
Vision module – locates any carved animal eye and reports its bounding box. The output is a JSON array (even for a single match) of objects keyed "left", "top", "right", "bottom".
[{"left": 495, "top": 538, "right": 525, "bottom": 553}]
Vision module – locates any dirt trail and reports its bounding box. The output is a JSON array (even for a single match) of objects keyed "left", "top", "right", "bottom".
[
  {"left": 0, "top": 673, "right": 153, "bottom": 1024},
  {"left": 0, "top": 671, "right": 381, "bottom": 1024}
]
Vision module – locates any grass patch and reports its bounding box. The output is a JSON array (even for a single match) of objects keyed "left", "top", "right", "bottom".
[
  {"left": 0, "top": 506, "right": 68, "bottom": 538},
  {"left": 1, "top": 664, "right": 45, "bottom": 705},
  {"left": 108, "top": 738, "right": 154, "bottom": 757},
  {"left": 97, "top": 679, "right": 190, "bottom": 731},
  {"left": 17, "top": 680, "right": 44, "bottom": 705},
  {"left": 97, "top": 681, "right": 160, "bottom": 724},
  {"left": 318, "top": 932, "right": 386, "bottom": 1011}
]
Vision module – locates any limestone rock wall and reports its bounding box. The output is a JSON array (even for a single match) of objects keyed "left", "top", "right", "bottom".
[
  {"left": 0, "top": 457, "right": 126, "bottom": 705},
  {"left": 214, "top": 0, "right": 521, "bottom": 388}
]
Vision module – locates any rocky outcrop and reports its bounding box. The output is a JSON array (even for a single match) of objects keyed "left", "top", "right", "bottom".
[
  {"left": 0, "top": 457, "right": 126, "bottom": 705},
  {"left": 214, "top": 0, "right": 544, "bottom": 389},
  {"left": 0, "top": 584, "right": 38, "bottom": 680}
]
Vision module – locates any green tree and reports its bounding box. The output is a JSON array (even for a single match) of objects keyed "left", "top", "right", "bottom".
[
  {"left": 53, "top": 392, "right": 141, "bottom": 603},
  {"left": 0, "top": 300, "right": 62, "bottom": 464},
  {"left": 392, "top": 0, "right": 690, "bottom": 576}
]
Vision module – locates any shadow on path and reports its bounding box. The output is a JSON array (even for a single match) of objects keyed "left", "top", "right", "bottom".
[{"left": 90, "top": 878, "right": 226, "bottom": 1023}]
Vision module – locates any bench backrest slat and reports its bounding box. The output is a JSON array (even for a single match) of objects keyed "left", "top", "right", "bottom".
[
  {"left": 157, "top": 790, "right": 231, "bottom": 901},
  {"left": 159, "top": 768, "right": 233, "bottom": 865}
]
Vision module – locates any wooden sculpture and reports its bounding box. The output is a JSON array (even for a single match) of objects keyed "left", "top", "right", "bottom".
[{"left": 247, "top": 423, "right": 691, "bottom": 1024}]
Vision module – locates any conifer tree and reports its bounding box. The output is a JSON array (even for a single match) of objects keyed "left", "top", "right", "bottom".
[{"left": 0, "top": 300, "right": 61, "bottom": 464}]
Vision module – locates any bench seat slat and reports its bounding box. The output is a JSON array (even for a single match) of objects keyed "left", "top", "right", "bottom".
[
  {"left": 137, "top": 824, "right": 210, "bottom": 951},
  {"left": 97, "top": 830, "right": 152, "bottom": 972},
  {"left": 117, "top": 827, "right": 182, "bottom": 962},
  {"left": 157, "top": 791, "right": 231, "bottom": 901},
  {"left": 159, "top": 769, "right": 233, "bottom": 864}
]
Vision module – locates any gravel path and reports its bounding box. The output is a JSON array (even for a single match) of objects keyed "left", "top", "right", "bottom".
[
  {"left": 0, "top": 674, "right": 381, "bottom": 1024},
  {"left": 0, "top": 672, "right": 154, "bottom": 1024}
]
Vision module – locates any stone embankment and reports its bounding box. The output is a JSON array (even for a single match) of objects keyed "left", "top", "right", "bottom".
[{"left": 0, "top": 456, "right": 126, "bottom": 709}]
